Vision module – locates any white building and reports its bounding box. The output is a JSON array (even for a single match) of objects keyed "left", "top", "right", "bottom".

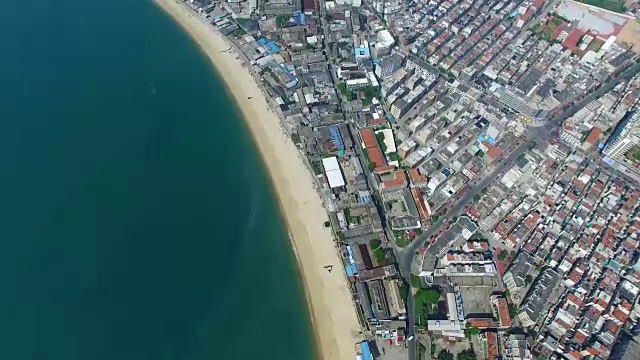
[
  {"left": 373, "top": 30, "right": 395, "bottom": 57},
  {"left": 346, "top": 78, "right": 370, "bottom": 90},
  {"left": 322, "top": 157, "right": 346, "bottom": 189}
]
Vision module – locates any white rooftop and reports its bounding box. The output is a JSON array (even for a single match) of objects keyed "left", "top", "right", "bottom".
[{"left": 322, "top": 157, "right": 346, "bottom": 188}]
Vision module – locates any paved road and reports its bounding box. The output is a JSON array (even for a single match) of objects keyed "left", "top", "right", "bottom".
[{"left": 398, "top": 61, "right": 640, "bottom": 360}]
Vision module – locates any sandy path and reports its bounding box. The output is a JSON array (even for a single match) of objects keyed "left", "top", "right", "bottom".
[{"left": 152, "top": 1, "right": 362, "bottom": 359}]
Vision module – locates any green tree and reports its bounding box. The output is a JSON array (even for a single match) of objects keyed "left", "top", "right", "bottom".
[
  {"left": 344, "top": 208, "right": 352, "bottom": 224},
  {"left": 525, "top": 274, "right": 533, "bottom": 285},
  {"left": 276, "top": 15, "right": 290, "bottom": 26},
  {"left": 509, "top": 303, "right": 519, "bottom": 318},
  {"left": 311, "top": 160, "right": 324, "bottom": 175},
  {"left": 464, "top": 326, "right": 480, "bottom": 338},
  {"left": 416, "top": 288, "right": 440, "bottom": 305},
  {"left": 363, "top": 85, "right": 381, "bottom": 100},
  {"left": 375, "top": 132, "right": 388, "bottom": 153},
  {"left": 418, "top": 342, "right": 427, "bottom": 360},
  {"left": 373, "top": 247, "right": 386, "bottom": 263},
  {"left": 410, "top": 274, "right": 422, "bottom": 288},
  {"left": 369, "top": 239, "right": 381, "bottom": 249},
  {"left": 437, "top": 349, "right": 454, "bottom": 360},
  {"left": 398, "top": 284, "right": 408, "bottom": 303},
  {"left": 457, "top": 348, "right": 477, "bottom": 360}
]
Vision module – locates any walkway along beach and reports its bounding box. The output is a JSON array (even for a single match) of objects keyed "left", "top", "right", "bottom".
[{"left": 152, "top": 0, "right": 362, "bottom": 359}]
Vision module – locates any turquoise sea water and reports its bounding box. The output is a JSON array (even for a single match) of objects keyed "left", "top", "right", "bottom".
[{"left": 0, "top": 0, "right": 315, "bottom": 359}]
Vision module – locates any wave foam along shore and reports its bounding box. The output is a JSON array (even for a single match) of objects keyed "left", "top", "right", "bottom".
[{"left": 152, "top": 0, "right": 362, "bottom": 359}]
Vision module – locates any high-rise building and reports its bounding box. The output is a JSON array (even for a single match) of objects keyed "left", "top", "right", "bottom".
[
  {"left": 602, "top": 110, "right": 640, "bottom": 182},
  {"left": 374, "top": 54, "right": 403, "bottom": 79}
]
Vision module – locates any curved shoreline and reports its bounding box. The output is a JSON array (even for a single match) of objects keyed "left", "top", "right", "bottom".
[{"left": 151, "top": 1, "right": 362, "bottom": 359}]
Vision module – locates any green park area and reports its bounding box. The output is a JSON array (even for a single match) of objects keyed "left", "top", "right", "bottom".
[
  {"left": 435, "top": 348, "right": 477, "bottom": 360},
  {"left": 577, "top": 0, "right": 627, "bottom": 13},
  {"left": 414, "top": 286, "right": 440, "bottom": 325},
  {"left": 369, "top": 239, "right": 386, "bottom": 264},
  {"left": 393, "top": 230, "right": 411, "bottom": 248},
  {"left": 626, "top": 145, "right": 640, "bottom": 163}
]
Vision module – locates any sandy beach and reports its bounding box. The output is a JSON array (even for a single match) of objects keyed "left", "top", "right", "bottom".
[{"left": 152, "top": 0, "right": 362, "bottom": 358}]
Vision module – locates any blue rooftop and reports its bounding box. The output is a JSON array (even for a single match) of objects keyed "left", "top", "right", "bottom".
[
  {"left": 354, "top": 47, "right": 370, "bottom": 58},
  {"left": 346, "top": 246, "right": 355, "bottom": 265},
  {"left": 346, "top": 263, "right": 357, "bottom": 277},
  {"left": 329, "top": 126, "right": 345, "bottom": 151},
  {"left": 278, "top": 63, "right": 297, "bottom": 83},
  {"left": 479, "top": 135, "right": 496, "bottom": 145},
  {"left": 360, "top": 341, "right": 374, "bottom": 360},
  {"left": 258, "top": 38, "right": 280, "bottom": 55},
  {"left": 293, "top": 11, "right": 305, "bottom": 25}
]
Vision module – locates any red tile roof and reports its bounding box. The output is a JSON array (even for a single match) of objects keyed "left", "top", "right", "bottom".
[
  {"left": 497, "top": 297, "right": 511, "bottom": 327},
  {"left": 611, "top": 308, "right": 629, "bottom": 324},
  {"left": 532, "top": 0, "right": 545, "bottom": 8},
  {"left": 562, "top": 29, "right": 584, "bottom": 52},
  {"left": 412, "top": 188, "right": 429, "bottom": 220},
  {"left": 486, "top": 332, "right": 499, "bottom": 360},
  {"left": 486, "top": 144, "right": 503, "bottom": 159},
  {"left": 551, "top": 22, "right": 569, "bottom": 40},
  {"left": 607, "top": 321, "right": 620, "bottom": 335},
  {"left": 360, "top": 128, "right": 377, "bottom": 148},
  {"left": 586, "top": 127, "right": 602, "bottom": 145},
  {"left": 409, "top": 168, "right": 428, "bottom": 185},
  {"left": 383, "top": 171, "right": 407, "bottom": 189},
  {"left": 573, "top": 329, "right": 589, "bottom": 345},
  {"left": 368, "top": 118, "right": 387, "bottom": 126},
  {"left": 594, "top": 298, "right": 609, "bottom": 309},
  {"left": 374, "top": 165, "right": 395, "bottom": 174},
  {"left": 368, "top": 148, "right": 386, "bottom": 168},
  {"left": 521, "top": 9, "right": 535, "bottom": 23},
  {"left": 567, "top": 293, "right": 583, "bottom": 307},
  {"left": 567, "top": 350, "right": 582, "bottom": 360},
  {"left": 468, "top": 318, "right": 494, "bottom": 328},
  {"left": 586, "top": 347, "right": 599, "bottom": 356},
  {"left": 361, "top": 128, "right": 386, "bottom": 168}
]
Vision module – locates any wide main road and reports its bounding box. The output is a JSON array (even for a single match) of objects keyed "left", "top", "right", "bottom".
[{"left": 400, "top": 61, "right": 640, "bottom": 360}]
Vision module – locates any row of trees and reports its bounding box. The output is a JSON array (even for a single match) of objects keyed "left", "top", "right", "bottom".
[
  {"left": 337, "top": 83, "right": 381, "bottom": 104},
  {"left": 436, "top": 348, "right": 477, "bottom": 360}
]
